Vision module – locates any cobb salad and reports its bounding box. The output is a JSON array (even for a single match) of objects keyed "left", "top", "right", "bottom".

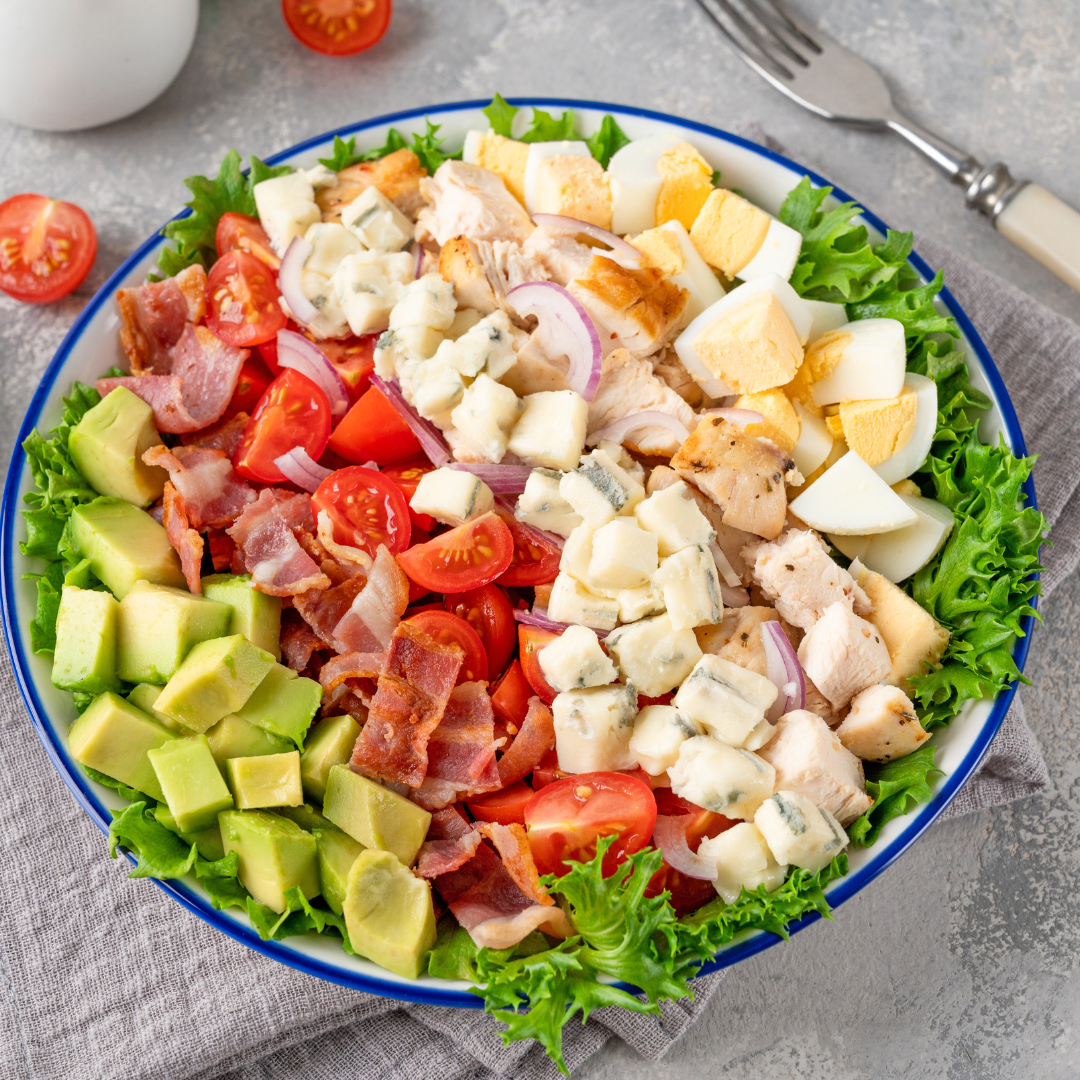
[{"left": 17, "top": 97, "right": 1044, "bottom": 1072}]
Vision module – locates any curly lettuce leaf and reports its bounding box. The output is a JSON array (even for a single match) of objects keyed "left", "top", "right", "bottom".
[
  {"left": 245, "top": 886, "right": 354, "bottom": 952},
  {"left": 108, "top": 802, "right": 198, "bottom": 879},
  {"left": 585, "top": 115, "right": 631, "bottom": 169},
  {"left": 520, "top": 107, "right": 581, "bottom": 144},
  {"left": 848, "top": 745, "right": 943, "bottom": 846},
  {"left": 22, "top": 560, "right": 65, "bottom": 654},
  {"left": 483, "top": 93, "right": 519, "bottom": 138},
  {"left": 408, "top": 119, "right": 460, "bottom": 174},
  {"left": 318, "top": 128, "right": 410, "bottom": 171},
  {"left": 83, "top": 765, "right": 154, "bottom": 804}
]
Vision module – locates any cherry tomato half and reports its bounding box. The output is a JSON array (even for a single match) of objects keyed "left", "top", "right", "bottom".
[
  {"left": 495, "top": 510, "right": 562, "bottom": 587},
  {"left": 319, "top": 334, "right": 377, "bottom": 403},
  {"left": 397, "top": 512, "right": 514, "bottom": 595},
  {"left": 215, "top": 212, "right": 280, "bottom": 269},
  {"left": 524, "top": 771, "right": 657, "bottom": 878},
  {"left": 224, "top": 355, "right": 273, "bottom": 420},
  {"left": 205, "top": 249, "right": 287, "bottom": 348},
  {"left": 235, "top": 368, "right": 332, "bottom": 483},
  {"left": 311, "top": 465, "right": 411, "bottom": 558},
  {"left": 382, "top": 459, "right": 435, "bottom": 531},
  {"left": 327, "top": 385, "right": 423, "bottom": 466},
  {"left": 405, "top": 609, "right": 487, "bottom": 683},
  {"left": 0, "top": 194, "right": 96, "bottom": 304},
  {"left": 489, "top": 659, "right": 534, "bottom": 731},
  {"left": 466, "top": 781, "right": 534, "bottom": 826},
  {"left": 444, "top": 583, "right": 516, "bottom": 679},
  {"left": 517, "top": 625, "right": 560, "bottom": 705},
  {"left": 282, "top": 0, "right": 392, "bottom": 56},
  {"left": 531, "top": 748, "right": 568, "bottom": 790}
]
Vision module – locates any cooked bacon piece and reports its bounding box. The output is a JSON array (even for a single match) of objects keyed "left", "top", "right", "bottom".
[
  {"left": 475, "top": 821, "right": 552, "bottom": 906},
  {"left": 280, "top": 619, "right": 325, "bottom": 673},
  {"left": 464, "top": 905, "right": 574, "bottom": 950},
  {"left": 116, "top": 265, "right": 206, "bottom": 373},
  {"left": 142, "top": 445, "right": 255, "bottom": 529},
  {"left": 383, "top": 620, "right": 465, "bottom": 701},
  {"left": 318, "top": 650, "right": 385, "bottom": 703},
  {"left": 180, "top": 412, "right": 249, "bottom": 457},
  {"left": 206, "top": 528, "right": 234, "bottom": 572},
  {"left": 496, "top": 696, "right": 556, "bottom": 788},
  {"left": 295, "top": 575, "right": 367, "bottom": 645},
  {"left": 331, "top": 545, "right": 410, "bottom": 654},
  {"left": 162, "top": 482, "right": 204, "bottom": 593},
  {"left": 316, "top": 148, "right": 427, "bottom": 221},
  {"left": 314, "top": 509, "right": 372, "bottom": 574},
  {"left": 416, "top": 809, "right": 483, "bottom": 879}
]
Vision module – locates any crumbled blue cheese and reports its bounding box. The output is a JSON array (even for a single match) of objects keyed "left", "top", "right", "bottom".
[
  {"left": 516, "top": 468, "right": 582, "bottom": 538},
  {"left": 373, "top": 324, "right": 444, "bottom": 380},
  {"left": 559, "top": 523, "right": 594, "bottom": 584},
  {"left": 252, "top": 171, "right": 321, "bottom": 255},
  {"left": 697, "top": 822, "right": 788, "bottom": 904},
  {"left": 341, "top": 186, "right": 414, "bottom": 253},
  {"left": 605, "top": 612, "right": 702, "bottom": 698},
  {"left": 586, "top": 518, "right": 659, "bottom": 591},
  {"left": 409, "top": 468, "right": 493, "bottom": 526},
  {"left": 673, "top": 655, "right": 777, "bottom": 750},
  {"left": 331, "top": 250, "right": 415, "bottom": 335},
  {"left": 389, "top": 273, "right": 457, "bottom": 333},
  {"left": 506, "top": 390, "right": 589, "bottom": 471},
  {"left": 449, "top": 374, "right": 523, "bottom": 462},
  {"left": 538, "top": 625, "right": 618, "bottom": 692},
  {"left": 304, "top": 222, "right": 362, "bottom": 276},
  {"left": 613, "top": 582, "right": 666, "bottom": 623},
  {"left": 629, "top": 705, "right": 703, "bottom": 775},
  {"left": 435, "top": 310, "right": 523, "bottom": 381},
  {"left": 553, "top": 681, "right": 639, "bottom": 773},
  {"left": 545, "top": 572, "right": 620, "bottom": 632},
  {"left": 754, "top": 790, "right": 849, "bottom": 872},
  {"left": 634, "top": 480, "right": 715, "bottom": 556},
  {"left": 653, "top": 544, "right": 722, "bottom": 630},
  {"left": 669, "top": 736, "right": 776, "bottom": 820},
  {"left": 559, "top": 447, "right": 645, "bottom": 527},
  {"left": 409, "top": 358, "right": 466, "bottom": 420}
]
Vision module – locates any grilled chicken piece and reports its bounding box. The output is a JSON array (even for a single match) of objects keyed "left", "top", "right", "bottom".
[
  {"left": 836, "top": 684, "right": 929, "bottom": 763},
  {"left": 671, "top": 417, "right": 796, "bottom": 540},
  {"left": 438, "top": 234, "right": 550, "bottom": 320},
  {"left": 416, "top": 161, "right": 534, "bottom": 247},
  {"left": 797, "top": 602, "right": 892, "bottom": 711},
  {"left": 653, "top": 348, "right": 706, "bottom": 408},
  {"left": 521, "top": 225, "right": 596, "bottom": 286},
  {"left": 569, "top": 255, "right": 687, "bottom": 359},
  {"left": 317, "top": 148, "right": 427, "bottom": 221}
]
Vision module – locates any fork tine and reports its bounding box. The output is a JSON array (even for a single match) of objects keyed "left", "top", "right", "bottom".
[
  {"left": 738, "top": 0, "right": 811, "bottom": 66},
  {"left": 695, "top": 0, "right": 795, "bottom": 80},
  {"left": 757, "top": 0, "right": 822, "bottom": 53}
]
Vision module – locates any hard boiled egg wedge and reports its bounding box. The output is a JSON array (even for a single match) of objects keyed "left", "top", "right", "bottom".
[
  {"left": 803, "top": 299, "right": 849, "bottom": 344},
  {"left": 873, "top": 372, "right": 938, "bottom": 484},
  {"left": 789, "top": 400, "right": 834, "bottom": 478},
  {"left": 735, "top": 216, "right": 804, "bottom": 283},
  {"left": 523, "top": 140, "right": 592, "bottom": 213},
  {"left": 651, "top": 219, "right": 725, "bottom": 325},
  {"left": 809, "top": 318, "right": 906, "bottom": 406},
  {"left": 607, "top": 133, "right": 681, "bottom": 235}
]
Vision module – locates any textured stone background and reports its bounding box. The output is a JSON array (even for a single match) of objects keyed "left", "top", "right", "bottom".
[{"left": 1, "top": 1, "right": 1077, "bottom": 1077}]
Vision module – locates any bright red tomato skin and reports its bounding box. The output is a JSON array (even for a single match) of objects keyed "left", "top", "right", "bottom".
[
  {"left": 517, "top": 625, "right": 559, "bottom": 705},
  {"left": 489, "top": 659, "right": 534, "bottom": 731},
  {"left": 282, "top": 0, "right": 392, "bottom": 55},
  {"left": 224, "top": 355, "right": 273, "bottom": 420},
  {"left": 531, "top": 748, "right": 567, "bottom": 790},
  {"left": 0, "top": 194, "right": 96, "bottom": 303},
  {"left": 311, "top": 465, "right": 411, "bottom": 558},
  {"left": 466, "top": 781, "right": 534, "bottom": 826},
  {"left": 215, "top": 212, "right": 280, "bottom": 269},
  {"left": 396, "top": 512, "right": 514, "bottom": 595},
  {"left": 405, "top": 609, "right": 488, "bottom": 683},
  {"left": 495, "top": 510, "right": 562, "bottom": 587},
  {"left": 382, "top": 459, "right": 435, "bottom": 531},
  {"left": 444, "top": 583, "right": 516, "bottom": 679},
  {"left": 318, "top": 335, "right": 376, "bottom": 403},
  {"left": 328, "top": 385, "right": 422, "bottom": 466}
]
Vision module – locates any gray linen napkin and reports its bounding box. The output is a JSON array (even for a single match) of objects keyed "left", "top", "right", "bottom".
[{"left": 2, "top": 153, "right": 1076, "bottom": 1080}]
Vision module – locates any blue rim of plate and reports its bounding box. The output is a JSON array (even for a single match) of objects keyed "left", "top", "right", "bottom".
[{"left": 0, "top": 97, "right": 1038, "bottom": 1008}]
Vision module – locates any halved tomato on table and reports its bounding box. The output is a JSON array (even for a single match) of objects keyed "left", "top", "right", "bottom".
[
  {"left": 382, "top": 459, "right": 435, "bottom": 531},
  {"left": 466, "top": 780, "right": 534, "bottom": 827},
  {"left": 205, "top": 249, "right": 287, "bottom": 348},
  {"left": 282, "top": 0, "right": 392, "bottom": 56},
  {"left": 405, "top": 609, "right": 487, "bottom": 683},
  {"left": 397, "top": 512, "right": 513, "bottom": 594},
  {"left": 328, "top": 385, "right": 423, "bottom": 466},
  {"left": 495, "top": 510, "right": 561, "bottom": 587},
  {"left": 311, "top": 465, "right": 411, "bottom": 558},
  {"left": 0, "top": 193, "right": 96, "bottom": 304},
  {"left": 444, "top": 583, "right": 516, "bottom": 679},
  {"left": 517, "top": 625, "right": 560, "bottom": 704},
  {"left": 215, "top": 212, "right": 280, "bottom": 269}
]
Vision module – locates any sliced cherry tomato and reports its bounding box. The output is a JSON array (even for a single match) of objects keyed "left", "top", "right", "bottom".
[
  {"left": 466, "top": 781, "right": 534, "bottom": 826},
  {"left": 531, "top": 748, "right": 568, "bottom": 790},
  {"left": 327, "top": 385, "right": 423, "bottom": 466},
  {"left": 405, "top": 610, "right": 488, "bottom": 683},
  {"left": 382, "top": 459, "right": 435, "bottom": 531},
  {"left": 525, "top": 771, "right": 657, "bottom": 878},
  {"left": 397, "top": 512, "right": 514, "bottom": 595},
  {"left": 205, "top": 249, "right": 287, "bottom": 348},
  {"left": 224, "top": 355, "right": 273, "bottom": 420},
  {"left": 235, "top": 368, "right": 332, "bottom": 483},
  {"left": 319, "top": 335, "right": 377, "bottom": 403},
  {"left": 0, "top": 194, "right": 96, "bottom": 304},
  {"left": 518, "top": 625, "right": 560, "bottom": 705},
  {"left": 495, "top": 510, "right": 562, "bottom": 587},
  {"left": 444, "top": 583, "right": 516, "bottom": 679},
  {"left": 311, "top": 465, "right": 411, "bottom": 558},
  {"left": 282, "top": 0, "right": 392, "bottom": 56},
  {"left": 489, "top": 659, "right": 534, "bottom": 731},
  {"left": 215, "top": 212, "right": 280, "bottom": 269}
]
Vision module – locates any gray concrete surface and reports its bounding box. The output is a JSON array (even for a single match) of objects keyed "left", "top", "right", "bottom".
[{"left": 0, "top": 1, "right": 1077, "bottom": 1076}]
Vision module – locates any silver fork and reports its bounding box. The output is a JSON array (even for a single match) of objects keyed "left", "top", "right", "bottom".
[{"left": 694, "top": 0, "right": 1080, "bottom": 294}]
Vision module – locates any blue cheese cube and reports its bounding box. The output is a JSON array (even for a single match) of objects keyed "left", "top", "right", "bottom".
[
  {"left": 516, "top": 469, "right": 582, "bottom": 538},
  {"left": 409, "top": 468, "right": 493, "bottom": 527},
  {"left": 253, "top": 171, "right": 320, "bottom": 255},
  {"left": 409, "top": 359, "right": 466, "bottom": 420},
  {"left": 449, "top": 374, "right": 523, "bottom": 462},
  {"left": 653, "top": 545, "right": 722, "bottom": 630},
  {"left": 596, "top": 440, "right": 646, "bottom": 485},
  {"left": 614, "top": 582, "right": 666, "bottom": 623},
  {"left": 559, "top": 448, "right": 646, "bottom": 527},
  {"left": 332, "top": 250, "right": 415, "bottom": 336},
  {"left": 374, "top": 324, "right": 444, "bottom": 379},
  {"left": 303, "top": 222, "right": 362, "bottom": 277},
  {"left": 586, "top": 519, "right": 658, "bottom": 591},
  {"left": 538, "top": 625, "right": 617, "bottom": 692},
  {"left": 559, "top": 523, "right": 595, "bottom": 584},
  {"left": 546, "top": 573, "right": 620, "bottom": 632},
  {"left": 673, "top": 655, "right": 777, "bottom": 750},
  {"left": 341, "top": 186, "right": 414, "bottom": 253},
  {"left": 754, "top": 790, "right": 849, "bottom": 872},
  {"left": 634, "top": 480, "right": 715, "bottom": 556},
  {"left": 553, "top": 682, "right": 639, "bottom": 773},
  {"left": 629, "top": 705, "right": 703, "bottom": 775},
  {"left": 669, "top": 736, "right": 776, "bottom": 820},
  {"left": 507, "top": 391, "right": 588, "bottom": 471},
  {"left": 605, "top": 612, "right": 702, "bottom": 698},
  {"left": 697, "top": 822, "right": 788, "bottom": 904},
  {"left": 437, "top": 310, "right": 523, "bottom": 380},
  {"left": 389, "top": 274, "right": 457, "bottom": 333}
]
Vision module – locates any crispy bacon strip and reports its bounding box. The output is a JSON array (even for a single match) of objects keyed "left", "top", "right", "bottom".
[
  {"left": 162, "top": 482, "right": 204, "bottom": 593},
  {"left": 180, "top": 411, "right": 249, "bottom": 457},
  {"left": 116, "top": 265, "right": 206, "bottom": 373},
  {"left": 142, "top": 445, "right": 255, "bottom": 529},
  {"left": 416, "top": 809, "right": 483, "bottom": 879},
  {"left": 280, "top": 619, "right": 325, "bottom": 673},
  {"left": 496, "top": 696, "right": 556, "bottom": 788},
  {"left": 475, "top": 822, "right": 552, "bottom": 906},
  {"left": 206, "top": 528, "right": 235, "bottom": 572},
  {"left": 318, "top": 650, "right": 385, "bottom": 703},
  {"left": 331, "top": 545, "right": 410, "bottom": 653},
  {"left": 295, "top": 575, "right": 367, "bottom": 645}
]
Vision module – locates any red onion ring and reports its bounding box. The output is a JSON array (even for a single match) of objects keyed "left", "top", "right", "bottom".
[
  {"left": 277, "top": 237, "right": 319, "bottom": 325},
  {"left": 413, "top": 243, "right": 424, "bottom": 280},
  {"left": 512, "top": 606, "right": 571, "bottom": 634},
  {"left": 507, "top": 281, "right": 602, "bottom": 401},
  {"left": 761, "top": 620, "right": 805, "bottom": 722},
  {"left": 587, "top": 410, "right": 691, "bottom": 449},
  {"left": 273, "top": 447, "right": 333, "bottom": 493},
  {"left": 531, "top": 214, "right": 643, "bottom": 265},
  {"left": 651, "top": 816, "right": 718, "bottom": 881},
  {"left": 369, "top": 374, "right": 452, "bottom": 467},
  {"left": 448, "top": 462, "right": 532, "bottom": 495},
  {"left": 700, "top": 407, "right": 764, "bottom": 428},
  {"left": 276, "top": 330, "right": 349, "bottom": 419}
]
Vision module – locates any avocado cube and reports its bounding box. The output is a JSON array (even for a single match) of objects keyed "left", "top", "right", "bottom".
[
  {"left": 70, "top": 497, "right": 185, "bottom": 599},
  {"left": 343, "top": 849, "right": 436, "bottom": 979},
  {"left": 117, "top": 581, "right": 232, "bottom": 684},
  {"left": 275, "top": 803, "right": 337, "bottom": 832},
  {"left": 219, "top": 809, "right": 319, "bottom": 913},
  {"left": 68, "top": 386, "right": 169, "bottom": 507},
  {"left": 51, "top": 585, "right": 121, "bottom": 694},
  {"left": 300, "top": 715, "right": 361, "bottom": 802},
  {"left": 154, "top": 635, "right": 276, "bottom": 733},
  {"left": 323, "top": 765, "right": 431, "bottom": 867},
  {"left": 69, "top": 691, "right": 177, "bottom": 801},
  {"left": 226, "top": 751, "right": 304, "bottom": 809},
  {"left": 205, "top": 714, "right": 292, "bottom": 766},
  {"left": 127, "top": 683, "right": 185, "bottom": 733},
  {"left": 153, "top": 804, "right": 226, "bottom": 862},
  {"left": 148, "top": 735, "right": 234, "bottom": 833},
  {"left": 313, "top": 828, "right": 364, "bottom": 916},
  {"left": 232, "top": 664, "right": 321, "bottom": 750},
  {"left": 201, "top": 574, "right": 282, "bottom": 660}
]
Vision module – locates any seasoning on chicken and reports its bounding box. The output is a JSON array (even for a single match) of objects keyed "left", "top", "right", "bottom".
[
  {"left": 836, "top": 684, "right": 930, "bottom": 763},
  {"left": 416, "top": 160, "right": 534, "bottom": 247},
  {"left": 438, "top": 234, "right": 549, "bottom": 318},
  {"left": 797, "top": 601, "right": 892, "bottom": 711},
  {"left": 316, "top": 148, "right": 427, "bottom": 222}
]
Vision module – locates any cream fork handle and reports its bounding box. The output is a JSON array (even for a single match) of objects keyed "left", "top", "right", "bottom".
[{"left": 995, "top": 184, "right": 1080, "bottom": 293}]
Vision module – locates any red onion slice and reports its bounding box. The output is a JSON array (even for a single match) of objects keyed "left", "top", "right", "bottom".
[
  {"left": 413, "top": 243, "right": 424, "bottom": 280},
  {"left": 277, "top": 237, "right": 319, "bottom": 326},
  {"left": 276, "top": 330, "right": 349, "bottom": 419},
  {"left": 587, "top": 410, "right": 691, "bottom": 449},
  {"left": 448, "top": 462, "right": 532, "bottom": 495},
  {"left": 651, "top": 816, "right": 718, "bottom": 881},
  {"left": 507, "top": 281, "right": 602, "bottom": 401},
  {"left": 512, "top": 607, "right": 569, "bottom": 634},
  {"left": 531, "top": 214, "right": 643, "bottom": 265},
  {"left": 273, "top": 447, "right": 333, "bottom": 493},
  {"left": 761, "top": 620, "right": 805, "bottom": 722},
  {"left": 369, "top": 374, "right": 452, "bottom": 467},
  {"left": 700, "top": 407, "right": 764, "bottom": 428},
  {"left": 720, "top": 584, "right": 750, "bottom": 608},
  {"left": 708, "top": 539, "right": 742, "bottom": 589}
]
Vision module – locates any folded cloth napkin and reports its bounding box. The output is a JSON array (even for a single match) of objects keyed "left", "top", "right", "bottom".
[{"left": 2, "top": 134, "right": 1077, "bottom": 1080}]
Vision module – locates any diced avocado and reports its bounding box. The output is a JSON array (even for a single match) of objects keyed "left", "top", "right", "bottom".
[
  {"left": 275, "top": 803, "right": 336, "bottom": 832},
  {"left": 68, "top": 386, "right": 169, "bottom": 507},
  {"left": 300, "top": 715, "right": 361, "bottom": 802},
  {"left": 148, "top": 735, "right": 234, "bottom": 832},
  {"left": 226, "top": 751, "right": 304, "bottom": 809},
  {"left": 126, "top": 683, "right": 185, "bottom": 733},
  {"left": 342, "top": 849, "right": 436, "bottom": 979},
  {"left": 201, "top": 574, "right": 282, "bottom": 660},
  {"left": 69, "top": 691, "right": 177, "bottom": 801},
  {"left": 205, "top": 714, "right": 292, "bottom": 766},
  {"left": 117, "top": 581, "right": 232, "bottom": 685},
  {"left": 232, "top": 664, "right": 321, "bottom": 750},
  {"left": 154, "top": 635, "right": 276, "bottom": 733},
  {"left": 313, "top": 828, "right": 364, "bottom": 916},
  {"left": 70, "top": 497, "right": 185, "bottom": 599},
  {"left": 219, "top": 809, "right": 319, "bottom": 913},
  {"left": 153, "top": 804, "right": 226, "bottom": 862},
  {"left": 323, "top": 765, "right": 431, "bottom": 867},
  {"left": 51, "top": 585, "right": 121, "bottom": 694}
]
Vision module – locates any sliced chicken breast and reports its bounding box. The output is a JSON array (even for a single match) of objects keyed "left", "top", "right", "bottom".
[{"left": 797, "top": 601, "right": 892, "bottom": 710}]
